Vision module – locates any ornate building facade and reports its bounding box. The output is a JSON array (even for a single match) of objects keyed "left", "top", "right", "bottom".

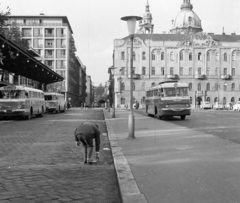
[{"left": 113, "top": 0, "right": 240, "bottom": 108}]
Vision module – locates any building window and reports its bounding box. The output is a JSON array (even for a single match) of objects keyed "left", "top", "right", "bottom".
[
  {"left": 232, "top": 68, "right": 235, "bottom": 76},
  {"left": 23, "top": 19, "right": 26, "bottom": 24},
  {"left": 121, "top": 82, "right": 125, "bottom": 91},
  {"left": 180, "top": 51, "right": 183, "bottom": 61},
  {"left": 180, "top": 67, "right": 183, "bottom": 76},
  {"left": 224, "top": 53, "right": 227, "bottom": 61},
  {"left": 189, "top": 52, "right": 192, "bottom": 61},
  {"left": 152, "top": 52, "right": 155, "bottom": 60},
  {"left": 161, "top": 67, "right": 165, "bottom": 75},
  {"left": 142, "top": 52, "right": 146, "bottom": 60},
  {"left": 197, "top": 83, "right": 201, "bottom": 91},
  {"left": 142, "top": 67, "right": 146, "bottom": 75},
  {"left": 215, "top": 68, "right": 219, "bottom": 76},
  {"left": 121, "top": 51, "right": 125, "bottom": 60},
  {"left": 232, "top": 51, "right": 236, "bottom": 61},
  {"left": 141, "top": 97, "right": 145, "bottom": 104},
  {"left": 133, "top": 52, "right": 136, "bottom": 61},
  {"left": 189, "top": 67, "right": 192, "bottom": 76},
  {"left": 189, "top": 83, "right": 192, "bottom": 91},
  {"left": 120, "top": 67, "right": 125, "bottom": 75},
  {"left": 215, "top": 83, "right": 219, "bottom": 91},
  {"left": 151, "top": 67, "right": 155, "bottom": 75},
  {"left": 206, "top": 68, "right": 210, "bottom": 76},
  {"left": 224, "top": 84, "right": 227, "bottom": 91},
  {"left": 216, "top": 52, "right": 219, "bottom": 61},
  {"left": 161, "top": 52, "right": 164, "bottom": 60},
  {"left": 206, "top": 83, "right": 210, "bottom": 91},
  {"left": 231, "top": 83, "right": 235, "bottom": 91},
  {"left": 141, "top": 82, "right": 145, "bottom": 90},
  {"left": 223, "top": 68, "right": 227, "bottom": 75},
  {"left": 207, "top": 52, "right": 210, "bottom": 61},
  {"left": 231, "top": 97, "right": 235, "bottom": 103},
  {"left": 132, "top": 67, "right": 135, "bottom": 74},
  {"left": 121, "top": 97, "right": 125, "bottom": 105},
  {"left": 198, "top": 67, "right": 201, "bottom": 75},
  {"left": 198, "top": 53, "right": 202, "bottom": 61},
  {"left": 151, "top": 82, "right": 155, "bottom": 87},
  {"left": 207, "top": 97, "right": 211, "bottom": 102},
  {"left": 170, "top": 67, "right": 174, "bottom": 75},
  {"left": 170, "top": 52, "right": 174, "bottom": 61}
]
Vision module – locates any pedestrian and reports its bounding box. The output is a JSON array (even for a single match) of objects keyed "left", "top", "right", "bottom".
[{"left": 74, "top": 122, "right": 100, "bottom": 165}]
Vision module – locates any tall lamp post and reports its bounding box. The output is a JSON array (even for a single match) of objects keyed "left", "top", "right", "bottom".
[
  {"left": 121, "top": 15, "right": 142, "bottom": 139},
  {"left": 109, "top": 66, "right": 117, "bottom": 118}
]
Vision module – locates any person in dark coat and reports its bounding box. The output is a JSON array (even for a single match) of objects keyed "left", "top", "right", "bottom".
[{"left": 74, "top": 122, "right": 100, "bottom": 164}]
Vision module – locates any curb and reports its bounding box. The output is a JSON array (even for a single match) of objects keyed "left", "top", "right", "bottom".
[{"left": 103, "top": 110, "right": 147, "bottom": 203}]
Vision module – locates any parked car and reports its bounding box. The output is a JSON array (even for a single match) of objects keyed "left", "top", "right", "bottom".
[
  {"left": 233, "top": 101, "right": 240, "bottom": 111},
  {"left": 224, "top": 102, "right": 233, "bottom": 110},
  {"left": 200, "top": 101, "right": 212, "bottom": 109},
  {"left": 213, "top": 102, "right": 224, "bottom": 110}
]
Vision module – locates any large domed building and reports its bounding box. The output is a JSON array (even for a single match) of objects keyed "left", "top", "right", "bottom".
[
  {"left": 171, "top": 0, "right": 203, "bottom": 34},
  {"left": 112, "top": 0, "right": 240, "bottom": 109}
]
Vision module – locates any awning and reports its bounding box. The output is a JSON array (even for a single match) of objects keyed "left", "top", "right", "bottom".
[{"left": 0, "top": 34, "right": 64, "bottom": 84}]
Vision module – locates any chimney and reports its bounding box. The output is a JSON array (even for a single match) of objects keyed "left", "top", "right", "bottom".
[{"left": 222, "top": 27, "right": 225, "bottom": 35}]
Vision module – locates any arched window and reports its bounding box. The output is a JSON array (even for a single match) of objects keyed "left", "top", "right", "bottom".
[
  {"left": 189, "top": 52, "right": 192, "bottom": 61},
  {"left": 224, "top": 84, "right": 227, "bottom": 91},
  {"left": 197, "top": 83, "right": 201, "bottom": 91},
  {"left": 231, "top": 97, "right": 235, "bottom": 103},
  {"left": 161, "top": 52, "right": 164, "bottom": 60},
  {"left": 223, "top": 97, "right": 226, "bottom": 105},
  {"left": 214, "top": 97, "right": 218, "bottom": 103},
  {"left": 180, "top": 51, "right": 183, "bottom": 61},
  {"left": 121, "top": 97, "right": 125, "bottom": 105},
  {"left": 232, "top": 51, "right": 236, "bottom": 61},
  {"left": 188, "top": 16, "right": 192, "bottom": 24},
  {"left": 152, "top": 52, "right": 155, "bottom": 60},
  {"left": 198, "top": 52, "right": 202, "bottom": 61},
  {"left": 207, "top": 97, "right": 211, "bottom": 102},
  {"left": 170, "top": 52, "right": 174, "bottom": 61},
  {"left": 206, "top": 83, "right": 210, "bottom": 91},
  {"left": 224, "top": 53, "right": 227, "bottom": 61},
  {"left": 133, "top": 52, "right": 136, "bottom": 61},
  {"left": 133, "top": 82, "right": 135, "bottom": 91},
  {"left": 215, "top": 83, "right": 219, "bottom": 91},
  {"left": 142, "top": 52, "right": 146, "bottom": 60},
  {"left": 231, "top": 83, "right": 235, "bottom": 91},
  {"left": 121, "top": 51, "right": 125, "bottom": 60},
  {"left": 189, "top": 83, "right": 192, "bottom": 91},
  {"left": 151, "top": 82, "right": 155, "bottom": 87},
  {"left": 121, "top": 82, "right": 125, "bottom": 91},
  {"left": 141, "top": 82, "right": 145, "bottom": 90},
  {"left": 215, "top": 52, "right": 219, "bottom": 61},
  {"left": 207, "top": 52, "right": 210, "bottom": 61}
]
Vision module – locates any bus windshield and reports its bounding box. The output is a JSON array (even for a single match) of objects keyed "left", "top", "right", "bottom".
[
  {"left": 164, "top": 87, "right": 188, "bottom": 97},
  {"left": 44, "top": 95, "right": 57, "bottom": 101},
  {"left": 0, "top": 90, "right": 26, "bottom": 99}
]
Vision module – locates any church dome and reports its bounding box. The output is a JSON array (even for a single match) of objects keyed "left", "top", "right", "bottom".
[
  {"left": 171, "top": 0, "right": 203, "bottom": 34},
  {"left": 142, "top": 1, "right": 152, "bottom": 20}
]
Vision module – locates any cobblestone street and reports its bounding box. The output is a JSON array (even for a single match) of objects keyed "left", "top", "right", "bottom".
[{"left": 0, "top": 108, "right": 121, "bottom": 203}]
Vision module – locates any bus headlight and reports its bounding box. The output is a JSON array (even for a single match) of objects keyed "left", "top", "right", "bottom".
[
  {"left": 46, "top": 103, "right": 50, "bottom": 107},
  {"left": 186, "top": 104, "right": 189, "bottom": 107},
  {"left": 166, "top": 105, "right": 168, "bottom": 108}
]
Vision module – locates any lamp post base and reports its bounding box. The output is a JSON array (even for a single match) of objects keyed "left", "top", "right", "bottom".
[{"left": 128, "top": 113, "right": 135, "bottom": 139}]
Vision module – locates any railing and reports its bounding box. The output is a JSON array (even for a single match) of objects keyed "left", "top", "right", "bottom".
[
  {"left": 45, "top": 55, "right": 54, "bottom": 58},
  {"left": 14, "top": 22, "right": 68, "bottom": 27},
  {"left": 45, "top": 33, "right": 54, "bottom": 37},
  {"left": 167, "top": 74, "right": 178, "bottom": 79},
  {"left": 220, "top": 74, "right": 231, "bottom": 80},
  {"left": 33, "top": 45, "right": 43, "bottom": 48},
  {"left": 56, "top": 34, "right": 66, "bottom": 37},
  {"left": 195, "top": 74, "right": 206, "bottom": 79},
  {"left": 22, "top": 33, "right": 32, "bottom": 37},
  {"left": 45, "top": 45, "right": 54, "bottom": 48},
  {"left": 33, "top": 34, "right": 43, "bottom": 37}
]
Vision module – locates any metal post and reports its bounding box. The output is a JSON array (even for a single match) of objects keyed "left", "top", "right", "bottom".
[
  {"left": 128, "top": 34, "right": 135, "bottom": 139},
  {"left": 112, "top": 76, "right": 115, "bottom": 118}
]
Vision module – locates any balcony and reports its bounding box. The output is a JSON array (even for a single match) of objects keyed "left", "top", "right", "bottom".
[
  {"left": 195, "top": 74, "right": 206, "bottom": 80},
  {"left": 220, "top": 74, "right": 231, "bottom": 80},
  {"left": 167, "top": 74, "right": 179, "bottom": 79},
  {"left": 128, "top": 74, "right": 141, "bottom": 79},
  {"left": 45, "top": 33, "right": 54, "bottom": 37}
]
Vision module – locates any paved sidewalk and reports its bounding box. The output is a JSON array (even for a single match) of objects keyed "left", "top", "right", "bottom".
[{"left": 104, "top": 108, "right": 240, "bottom": 203}]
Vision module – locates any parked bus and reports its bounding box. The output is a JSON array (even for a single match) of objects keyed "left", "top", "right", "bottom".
[
  {"left": 0, "top": 85, "right": 45, "bottom": 119},
  {"left": 44, "top": 92, "right": 66, "bottom": 113},
  {"left": 145, "top": 81, "right": 191, "bottom": 120}
]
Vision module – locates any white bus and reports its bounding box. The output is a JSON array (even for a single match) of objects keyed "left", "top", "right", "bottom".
[
  {"left": 145, "top": 81, "right": 191, "bottom": 120},
  {"left": 44, "top": 92, "right": 66, "bottom": 113},
  {"left": 0, "top": 85, "right": 45, "bottom": 119}
]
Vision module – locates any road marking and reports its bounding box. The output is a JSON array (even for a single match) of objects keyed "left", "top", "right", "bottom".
[{"left": 48, "top": 119, "right": 106, "bottom": 122}]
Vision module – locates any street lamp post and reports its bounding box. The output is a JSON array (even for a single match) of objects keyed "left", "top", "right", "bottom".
[
  {"left": 121, "top": 15, "right": 142, "bottom": 139},
  {"left": 109, "top": 66, "right": 117, "bottom": 118}
]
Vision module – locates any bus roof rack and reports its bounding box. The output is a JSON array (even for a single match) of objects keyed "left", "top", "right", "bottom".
[{"left": 158, "top": 80, "right": 178, "bottom": 85}]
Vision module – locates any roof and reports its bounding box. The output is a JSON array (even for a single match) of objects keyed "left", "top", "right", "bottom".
[
  {"left": 9, "top": 15, "right": 73, "bottom": 34},
  {"left": 123, "top": 33, "right": 240, "bottom": 43},
  {"left": 0, "top": 34, "right": 64, "bottom": 85}
]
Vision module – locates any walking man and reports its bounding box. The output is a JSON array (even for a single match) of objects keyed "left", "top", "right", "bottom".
[{"left": 74, "top": 122, "right": 100, "bottom": 164}]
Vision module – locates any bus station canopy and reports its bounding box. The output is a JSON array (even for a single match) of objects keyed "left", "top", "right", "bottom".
[{"left": 0, "top": 34, "right": 64, "bottom": 84}]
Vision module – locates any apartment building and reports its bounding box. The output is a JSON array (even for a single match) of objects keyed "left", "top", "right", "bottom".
[{"left": 8, "top": 14, "right": 86, "bottom": 105}]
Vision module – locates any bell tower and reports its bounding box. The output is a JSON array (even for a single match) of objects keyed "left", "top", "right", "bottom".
[{"left": 137, "top": 1, "right": 154, "bottom": 34}]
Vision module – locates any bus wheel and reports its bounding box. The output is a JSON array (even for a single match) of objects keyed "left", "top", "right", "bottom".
[
  {"left": 158, "top": 116, "right": 163, "bottom": 120},
  {"left": 180, "top": 115, "right": 186, "bottom": 120},
  {"left": 25, "top": 115, "right": 31, "bottom": 120},
  {"left": 39, "top": 107, "right": 44, "bottom": 117}
]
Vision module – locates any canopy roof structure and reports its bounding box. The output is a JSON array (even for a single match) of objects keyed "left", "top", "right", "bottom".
[{"left": 0, "top": 34, "right": 64, "bottom": 85}]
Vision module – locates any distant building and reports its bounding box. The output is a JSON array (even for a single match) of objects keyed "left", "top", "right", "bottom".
[
  {"left": 113, "top": 0, "right": 240, "bottom": 108},
  {"left": 93, "top": 84, "right": 105, "bottom": 103},
  {"left": 7, "top": 14, "right": 86, "bottom": 105},
  {"left": 86, "top": 75, "right": 94, "bottom": 106}
]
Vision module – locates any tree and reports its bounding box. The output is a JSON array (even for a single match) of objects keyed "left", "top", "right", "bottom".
[{"left": 0, "top": 4, "right": 10, "bottom": 31}]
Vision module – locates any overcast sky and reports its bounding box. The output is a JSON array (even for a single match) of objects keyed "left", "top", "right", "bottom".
[{"left": 1, "top": 0, "right": 240, "bottom": 86}]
